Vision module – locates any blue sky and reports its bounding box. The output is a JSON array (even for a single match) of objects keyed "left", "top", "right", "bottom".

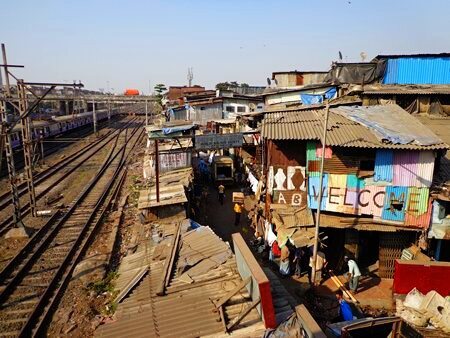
[{"left": 1, "top": 0, "right": 449, "bottom": 93}]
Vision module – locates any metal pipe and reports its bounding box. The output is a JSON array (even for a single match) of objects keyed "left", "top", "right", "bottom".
[{"left": 311, "top": 101, "right": 330, "bottom": 285}]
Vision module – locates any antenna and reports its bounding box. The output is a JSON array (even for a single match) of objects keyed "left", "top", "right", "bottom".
[
  {"left": 187, "top": 67, "right": 193, "bottom": 87},
  {"left": 338, "top": 51, "right": 343, "bottom": 61},
  {"left": 360, "top": 51, "right": 367, "bottom": 62}
]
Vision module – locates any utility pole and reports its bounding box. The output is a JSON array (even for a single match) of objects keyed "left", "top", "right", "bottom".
[
  {"left": 311, "top": 101, "right": 330, "bottom": 285},
  {"left": 1, "top": 43, "right": 26, "bottom": 233},
  {"left": 0, "top": 100, "right": 23, "bottom": 227},
  {"left": 107, "top": 98, "right": 111, "bottom": 121},
  {"left": 17, "top": 79, "right": 37, "bottom": 217},
  {"left": 93, "top": 100, "right": 97, "bottom": 134},
  {"left": 187, "top": 67, "right": 193, "bottom": 87},
  {"left": 155, "top": 139, "right": 160, "bottom": 202},
  {"left": 0, "top": 43, "right": 84, "bottom": 234},
  {"left": 145, "top": 99, "right": 148, "bottom": 126}
]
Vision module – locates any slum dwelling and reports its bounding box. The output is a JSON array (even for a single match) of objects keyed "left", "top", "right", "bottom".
[{"left": 260, "top": 104, "right": 449, "bottom": 278}]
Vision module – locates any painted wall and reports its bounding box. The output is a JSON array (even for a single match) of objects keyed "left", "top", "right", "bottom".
[
  {"left": 393, "top": 260, "right": 450, "bottom": 295},
  {"left": 304, "top": 143, "right": 435, "bottom": 227}
]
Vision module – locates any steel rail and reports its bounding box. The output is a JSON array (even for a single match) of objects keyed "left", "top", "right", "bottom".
[
  {"left": 33, "top": 125, "right": 143, "bottom": 337},
  {"left": 0, "top": 117, "right": 139, "bottom": 234},
  {"left": 0, "top": 119, "right": 144, "bottom": 337}
]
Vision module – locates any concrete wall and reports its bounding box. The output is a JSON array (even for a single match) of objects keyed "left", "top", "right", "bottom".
[{"left": 232, "top": 233, "right": 276, "bottom": 329}]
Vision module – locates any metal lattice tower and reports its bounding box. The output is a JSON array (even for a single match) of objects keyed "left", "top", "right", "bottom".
[{"left": 0, "top": 100, "right": 22, "bottom": 224}]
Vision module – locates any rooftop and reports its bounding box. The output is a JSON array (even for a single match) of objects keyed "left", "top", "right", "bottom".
[
  {"left": 374, "top": 53, "right": 450, "bottom": 59},
  {"left": 360, "top": 84, "right": 450, "bottom": 95},
  {"left": 94, "top": 221, "right": 267, "bottom": 338},
  {"left": 261, "top": 104, "right": 448, "bottom": 150}
]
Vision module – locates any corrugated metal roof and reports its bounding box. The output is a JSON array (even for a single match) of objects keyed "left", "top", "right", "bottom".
[
  {"left": 361, "top": 84, "right": 450, "bottom": 95},
  {"left": 261, "top": 105, "right": 449, "bottom": 150},
  {"left": 375, "top": 53, "right": 450, "bottom": 59},
  {"left": 382, "top": 57, "right": 450, "bottom": 85},
  {"left": 95, "top": 224, "right": 266, "bottom": 338},
  {"left": 318, "top": 213, "right": 423, "bottom": 232}
]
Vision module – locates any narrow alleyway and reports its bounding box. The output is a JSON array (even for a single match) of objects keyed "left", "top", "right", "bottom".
[{"left": 204, "top": 184, "right": 246, "bottom": 244}]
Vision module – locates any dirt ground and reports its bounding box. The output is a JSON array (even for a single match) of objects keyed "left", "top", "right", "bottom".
[{"left": 201, "top": 180, "right": 395, "bottom": 329}]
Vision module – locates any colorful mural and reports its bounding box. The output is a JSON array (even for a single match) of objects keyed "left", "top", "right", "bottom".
[
  {"left": 268, "top": 165, "right": 306, "bottom": 206},
  {"left": 303, "top": 141, "right": 435, "bottom": 227}
]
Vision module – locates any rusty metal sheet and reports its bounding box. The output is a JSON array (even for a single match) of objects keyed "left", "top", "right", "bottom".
[
  {"left": 261, "top": 107, "right": 449, "bottom": 150},
  {"left": 95, "top": 225, "right": 264, "bottom": 338}
]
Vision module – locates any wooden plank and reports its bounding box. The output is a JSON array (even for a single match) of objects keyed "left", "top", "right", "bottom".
[
  {"left": 213, "top": 276, "right": 251, "bottom": 309},
  {"left": 226, "top": 297, "right": 261, "bottom": 331},
  {"left": 218, "top": 305, "right": 228, "bottom": 333},
  {"left": 156, "top": 222, "right": 181, "bottom": 296},
  {"left": 113, "top": 267, "right": 148, "bottom": 303},
  {"left": 329, "top": 271, "right": 358, "bottom": 303}
]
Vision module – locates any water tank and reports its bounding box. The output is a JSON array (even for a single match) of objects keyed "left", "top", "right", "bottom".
[{"left": 124, "top": 89, "right": 140, "bottom": 96}]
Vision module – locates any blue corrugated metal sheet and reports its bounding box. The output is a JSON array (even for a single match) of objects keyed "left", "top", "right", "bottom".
[
  {"left": 382, "top": 186, "right": 408, "bottom": 222},
  {"left": 383, "top": 57, "right": 450, "bottom": 84},
  {"left": 374, "top": 150, "right": 393, "bottom": 182},
  {"left": 307, "top": 174, "right": 328, "bottom": 210}
]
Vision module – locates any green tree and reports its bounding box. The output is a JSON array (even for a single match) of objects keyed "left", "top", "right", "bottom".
[
  {"left": 153, "top": 84, "right": 167, "bottom": 110},
  {"left": 154, "top": 83, "right": 167, "bottom": 95},
  {"left": 215, "top": 82, "right": 230, "bottom": 90}
]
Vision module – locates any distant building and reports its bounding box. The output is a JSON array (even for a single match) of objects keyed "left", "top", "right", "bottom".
[
  {"left": 262, "top": 84, "right": 338, "bottom": 111},
  {"left": 168, "top": 89, "right": 263, "bottom": 125},
  {"left": 166, "top": 85, "right": 205, "bottom": 103},
  {"left": 271, "top": 71, "right": 328, "bottom": 87},
  {"left": 373, "top": 53, "right": 450, "bottom": 85}
]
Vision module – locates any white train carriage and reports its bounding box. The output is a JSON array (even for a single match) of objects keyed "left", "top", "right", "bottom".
[
  {"left": 7, "top": 108, "right": 115, "bottom": 149},
  {"left": 10, "top": 120, "right": 51, "bottom": 149}
]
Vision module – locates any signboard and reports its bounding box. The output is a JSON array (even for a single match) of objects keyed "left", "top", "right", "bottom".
[
  {"left": 268, "top": 166, "right": 306, "bottom": 193},
  {"left": 195, "top": 133, "right": 243, "bottom": 150},
  {"left": 273, "top": 190, "right": 307, "bottom": 207},
  {"left": 159, "top": 152, "right": 191, "bottom": 173}
]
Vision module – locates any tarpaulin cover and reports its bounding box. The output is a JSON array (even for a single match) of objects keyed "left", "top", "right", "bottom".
[
  {"left": 263, "top": 312, "right": 301, "bottom": 338},
  {"left": 333, "top": 105, "right": 443, "bottom": 146},
  {"left": 300, "top": 87, "right": 337, "bottom": 105},
  {"left": 323, "top": 60, "right": 386, "bottom": 85},
  {"left": 162, "top": 124, "right": 195, "bottom": 135}
]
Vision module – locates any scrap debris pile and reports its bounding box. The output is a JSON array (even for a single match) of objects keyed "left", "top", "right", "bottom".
[{"left": 396, "top": 288, "right": 450, "bottom": 334}]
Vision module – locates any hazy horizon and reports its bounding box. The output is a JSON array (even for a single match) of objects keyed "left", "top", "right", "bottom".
[{"left": 2, "top": 0, "right": 450, "bottom": 94}]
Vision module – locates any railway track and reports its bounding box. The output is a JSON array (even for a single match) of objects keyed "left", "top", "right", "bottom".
[
  {"left": 0, "top": 118, "right": 144, "bottom": 337},
  {"left": 0, "top": 117, "right": 139, "bottom": 235}
]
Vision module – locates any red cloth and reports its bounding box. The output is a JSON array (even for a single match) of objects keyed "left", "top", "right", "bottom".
[{"left": 272, "top": 241, "right": 281, "bottom": 257}]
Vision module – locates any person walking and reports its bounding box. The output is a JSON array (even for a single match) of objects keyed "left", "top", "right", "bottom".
[
  {"left": 344, "top": 256, "right": 361, "bottom": 294},
  {"left": 234, "top": 202, "right": 243, "bottom": 226},
  {"left": 293, "top": 247, "right": 304, "bottom": 278},
  {"left": 218, "top": 184, "right": 225, "bottom": 205}
]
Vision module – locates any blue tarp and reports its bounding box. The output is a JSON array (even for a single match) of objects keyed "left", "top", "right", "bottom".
[{"left": 300, "top": 87, "right": 337, "bottom": 106}]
